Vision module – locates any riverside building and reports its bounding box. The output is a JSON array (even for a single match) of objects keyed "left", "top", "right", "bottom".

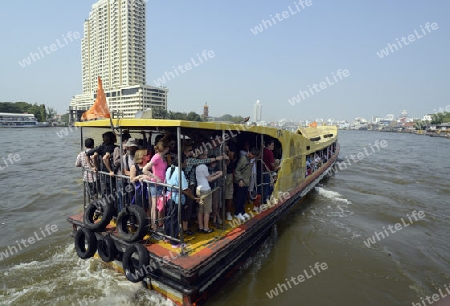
[
  {"left": 70, "top": 0, "right": 168, "bottom": 118},
  {"left": 253, "top": 100, "right": 262, "bottom": 123}
]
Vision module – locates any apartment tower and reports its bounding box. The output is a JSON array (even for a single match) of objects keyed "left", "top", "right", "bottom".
[
  {"left": 70, "top": 0, "right": 168, "bottom": 118},
  {"left": 253, "top": 100, "right": 262, "bottom": 122}
]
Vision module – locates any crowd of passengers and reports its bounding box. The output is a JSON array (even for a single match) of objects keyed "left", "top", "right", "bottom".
[
  {"left": 305, "top": 143, "right": 336, "bottom": 177},
  {"left": 75, "top": 131, "right": 281, "bottom": 248}
]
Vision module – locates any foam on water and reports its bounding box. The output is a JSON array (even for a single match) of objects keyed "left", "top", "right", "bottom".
[
  {"left": 315, "top": 186, "right": 353, "bottom": 218},
  {"left": 305, "top": 187, "right": 363, "bottom": 242},
  {"left": 0, "top": 243, "right": 175, "bottom": 306}
]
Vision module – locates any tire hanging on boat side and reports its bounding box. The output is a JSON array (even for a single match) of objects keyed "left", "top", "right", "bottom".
[
  {"left": 116, "top": 205, "right": 148, "bottom": 243},
  {"left": 83, "top": 200, "right": 113, "bottom": 232},
  {"left": 74, "top": 228, "right": 97, "bottom": 259},
  {"left": 122, "top": 243, "right": 149, "bottom": 282},
  {"left": 97, "top": 235, "right": 117, "bottom": 262}
]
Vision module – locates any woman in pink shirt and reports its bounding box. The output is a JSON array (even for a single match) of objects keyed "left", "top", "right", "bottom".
[{"left": 143, "top": 141, "right": 169, "bottom": 233}]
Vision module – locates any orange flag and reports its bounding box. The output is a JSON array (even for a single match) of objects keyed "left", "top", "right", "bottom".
[
  {"left": 309, "top": 121, "right": 317, "bottom": 128},
  {"left": 81, "top": 76, "right": 111, "bottom": 121}
]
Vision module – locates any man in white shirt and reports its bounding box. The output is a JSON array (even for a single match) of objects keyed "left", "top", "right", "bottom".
[{"left": 196, "top": 153, "right": 223, "bottom": 233}]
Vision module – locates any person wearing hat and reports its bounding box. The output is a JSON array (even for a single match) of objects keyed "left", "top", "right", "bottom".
[
  {"left": 123, "top": 138, "right": 138, "bottom": 176},
  {"left": 115, "top": 136, "right": 137, "bottom": 213}
]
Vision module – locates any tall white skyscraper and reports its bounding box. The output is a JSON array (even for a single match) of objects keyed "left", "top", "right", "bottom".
[
  {"left": 253, "top": 100, "right": 262, "bottom": 122},
  {"left": 70, "top": 0, "right": 168, "bottom": 118}
]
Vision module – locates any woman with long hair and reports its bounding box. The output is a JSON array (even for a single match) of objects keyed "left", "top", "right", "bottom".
[{"left": 129, "top": 149, "right": 150, "bottom": 210}]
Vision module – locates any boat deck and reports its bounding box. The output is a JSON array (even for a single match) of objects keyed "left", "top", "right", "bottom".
[
  {"left": 68, "top": 200, "right": 269, "bottom": 270},
  {"left": 68, "top": 151, "right": 338, "bottom": 274}
]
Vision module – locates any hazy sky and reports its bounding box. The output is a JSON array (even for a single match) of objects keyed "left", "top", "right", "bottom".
[{"left": 1, "top": 0, "right": 449, "bottom": 122}]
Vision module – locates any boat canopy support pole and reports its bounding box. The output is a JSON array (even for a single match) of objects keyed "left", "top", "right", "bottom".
[
  {"left": 219, "top": 130, "right": 226, "bottom": 228},
  {"left": 81, "top": 127, "right": 86, "bottom": 210},
  {"left": 260, "top": 133, "right": 264, "bottom": 204},
  {"left": 177, "top": 127, "right": 185, "bottom": 251}
]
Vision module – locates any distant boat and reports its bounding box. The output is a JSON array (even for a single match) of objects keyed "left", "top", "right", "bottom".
[{"left": 0, "top": 112, "right": 40, "bottom": 128}]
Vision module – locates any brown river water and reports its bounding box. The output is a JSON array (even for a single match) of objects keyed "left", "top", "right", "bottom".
[{"left": 0, "top": 128, "right": 449, "bottom": 306}]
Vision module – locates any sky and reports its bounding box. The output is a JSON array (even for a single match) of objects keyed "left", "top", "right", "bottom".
[{"left": 1, "top": 0, "right": 449, "bottom": 122}]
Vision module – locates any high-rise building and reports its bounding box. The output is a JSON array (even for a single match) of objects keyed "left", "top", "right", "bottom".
[
  {"left": 70, "top": 0, "right": 168, "bottom": 118},
  {"left": 253, "top": 100, "right": 262, "bottom": 122}
]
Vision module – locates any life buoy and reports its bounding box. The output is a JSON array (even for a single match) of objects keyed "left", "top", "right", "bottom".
[
  {"left": 122, "top": 243, "right": 149, "bottom": 283},
  {"left": 74, "top": 228, "right": 97, "bottom": 259},
  {"left": 83, "top": 200, "right": 113, "bottom": 232},
  {"left": 117, "top": 205, "right": 148, "bottom": 243},
  {"left": 97, "top": 235, "right": 117, "bottom": 262}
]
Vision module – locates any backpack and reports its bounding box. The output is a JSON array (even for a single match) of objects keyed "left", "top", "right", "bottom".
[{"left": 131, "top": 164, "right": 147, "bottom": 209}]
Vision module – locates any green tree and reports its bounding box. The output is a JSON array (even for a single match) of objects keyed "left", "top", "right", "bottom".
[
  {"left": 0, "top": 102, "right": 57, "bottom": 122},
  {"left": 47, "top": 106, "right": 57, "bottom": 120},
  {"left": 218, "top": 114, "right": 233, "bottom": 122},
  {"left": 414, "top": 121, "right": 426, "bottom": 130},
  {"left": 186, "top": 111, "right": 202, "bottom": 122},
  {"left": 152, "top": 106, "right": 169, "bottom": 119},
  {"left": 170, "top": 111, "right": 187, "bottom": 120},
  {"left": 61, "top": 114, "right": 69, "bottom": 126},
  {"left": 431, "top": 113, "right": 444, "bottom": 125}
]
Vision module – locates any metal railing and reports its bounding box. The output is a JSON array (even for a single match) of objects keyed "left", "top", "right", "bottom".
[{"left": 81, "top": 168, "right": 185, "bottom": 247}]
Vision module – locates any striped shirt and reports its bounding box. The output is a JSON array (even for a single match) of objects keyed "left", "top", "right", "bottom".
[{"left": 75, "top": 151, "right": 97, "bottom": 183}]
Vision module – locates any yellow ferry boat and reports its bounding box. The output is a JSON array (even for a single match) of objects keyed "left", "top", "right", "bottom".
[{"left": 67, "top": 118, "right": 339, "bottom": 305}]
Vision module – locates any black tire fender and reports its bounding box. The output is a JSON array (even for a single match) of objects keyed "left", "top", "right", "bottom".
[
  {"left": 74, "top": 228, "right": 97, "bottom": 259},
  {"left": 122, "top": 243, "right": 149, "bottom": 283},
  {"left": 97, "top": 235, "right": 117, "bottom": 262},
  {"left": 116, "top": 205, "right": 148, "bottom": 243},
  {"left": 83, "top": 200, "right": 113, "bottom": 232}
]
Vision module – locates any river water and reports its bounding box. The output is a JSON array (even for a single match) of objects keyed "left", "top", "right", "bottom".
[{"left": 0, "top": 128, "right": 448, "bottom": 306}]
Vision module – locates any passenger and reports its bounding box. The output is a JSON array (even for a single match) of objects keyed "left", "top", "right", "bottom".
[
  {"left": 239, "top": 141, "right": 250, "bottom": 157},
  {"left": 183, "top": 146, "right": 227, "bottom": 235},
  {"left": 195, "top": 153, "right": 223, "bottom": 233},
  {"left": 261, "top": 140, "right": 278, "bottom": 204},
  {"left": 224, "top": 140, "right": 238, "bottom": 221},
  {"left": 164, "top": 154, "right": 200, "bottom": 248},
  {"left": 122, "top": 138, "right": 138, "bottom": 176},
  {"left": 248, "top": 146, "right": 259, "bottom": 204},
  {"left": 86, "top": 131, "right": 118, "bottom": 202},
  {"left": 143, "top": 140, "right": 169, "bottom": 235},
  {"left": 118, "top": 136, "right": 137, "bottom": 212},
  {"left": 207, "top": 155, "right": 221, "bottom": 228},
  {"left": 75, "top": 138, "right": 97, "bottom": 201},
  {"left": 314, "top": 153, "right": 322, "bottom": 168},
  {"left": 322, "top": 150, "right": 328, "bottom": 163},
  {"left": 129, "top": 149, "right": 150, "bottom": 211},
  {"left": 166, "top": 136, "right": 178, "bottom": 166},
  {"left": 234, "top": 147, "right": 260, "bottom": 221},
  {"left": 307, "top": 154, "right": 315, "bottom": 173},
  {"left": 140, "top": 131, "right": 152, "bottom": 151},
  {"left": 306, "top": 158, "right": 312, "bottom": 177},
  {"left": 100, "top": 131, "right": 118, "bottom": 176}
]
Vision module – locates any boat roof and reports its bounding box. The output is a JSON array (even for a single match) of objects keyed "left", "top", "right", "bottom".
[
  {"left": 75, "top": 118, "right": 338, "bottom": 141},
  {"left": 76, "top": 118, "right": 242, "bottom": 129},
  {"left": 76, "top": 118, "right": 289, "bottom": 136}
]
